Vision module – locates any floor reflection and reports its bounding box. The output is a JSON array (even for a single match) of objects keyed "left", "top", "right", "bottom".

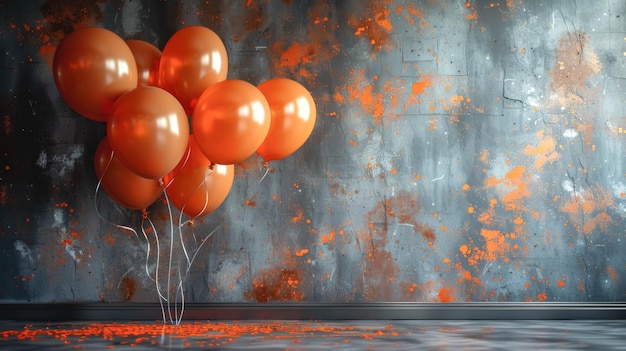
[{"left": 2, "top": 319, "right": 626, "bottom": 350}]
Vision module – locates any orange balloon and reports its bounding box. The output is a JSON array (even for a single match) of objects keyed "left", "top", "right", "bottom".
[
  {"left": 192, "top": 79, "right": 271, "bottom": 165},
  {"left": 256, "top": 78, "right": 317, "bottom": 162},
  {"left": 126, "top": 39, "right": 161, "bottom": 87},
  {"left": 166, "top": 137, "right": 234, "bottom": 218},
  {"left": 94, "top": 137, "right": 162, "bottom": 211},
  {"left": 159, "top": 26, "right": 228, "bottom": 114},
  {"left": 107, "top": 86, "right": 190, "bottom": 179},
  {"left": 53, "top": 27, "right": 138, "bottom": 122},
  {"left": 162, "top": 143, "right": 191, "bottom": 189}
]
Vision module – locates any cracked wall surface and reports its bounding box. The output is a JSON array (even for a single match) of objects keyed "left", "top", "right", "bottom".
[{"left": 0, "top": 0, "right": 625, "bottom": 303}]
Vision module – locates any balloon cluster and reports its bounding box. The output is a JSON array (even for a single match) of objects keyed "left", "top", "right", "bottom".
[{"left": 53, "top": 26, "right": 317, "bottom": 220}]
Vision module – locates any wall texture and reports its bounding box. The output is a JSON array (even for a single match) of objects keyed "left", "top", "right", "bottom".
[{"left": 1, "top": 0, "right": 625, "bottom": 304}]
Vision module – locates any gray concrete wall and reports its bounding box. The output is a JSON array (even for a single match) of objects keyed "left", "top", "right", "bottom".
[{"left": 1, "top": 0, "right": 624, "bottom": 303}]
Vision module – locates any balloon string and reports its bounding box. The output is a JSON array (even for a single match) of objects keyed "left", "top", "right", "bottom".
[
  {"left": 177, "top": 166, "right": 214, "bottom": 228},
  {"left": 160, "top": 186, "right": 190, "bottom": 324},
  {"left": 159, "top": 180, "right": 192, "bottom": 273},
  {"left": 94, "top": 150, "right": 140, "bottom": 239},
  {"left": 176, "top": 280, "right": 185, "bottom": 325},
  {"left": 177, "top": 166, "right": 222, "bottom": 276},
  {"left": 171, "top": 167, "right": 221, "bottom": 324},
  {"left": 162, "top": 145, "right": 192, "bottom": 189},
  {"left": 166, "top": 201, "right": 176, "bottom": 325},
  {"left": 94, "top": 150, "right": 168, "bottom": 323},
  {"left": 142, "top": 216, "right": 167, "bottom": 324},
  {"left": 142, "top": 218, "right": 166, "bottom": 300},
  {"left": 258, "top": 161, "right": 271, "bottom": 185},
  {"left": 160, "top": 185, "right": 186, "bottom": 325},
  {"left": 185, "top": 224, "right": 221, "bottom": 276},
  {"left": 96, "top": 160, "right": 221, "bottom": 324}
]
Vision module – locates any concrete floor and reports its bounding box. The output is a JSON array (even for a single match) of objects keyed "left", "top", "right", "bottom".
[{"left": 2, "top": 319, "right": 626, "bottom": 350}]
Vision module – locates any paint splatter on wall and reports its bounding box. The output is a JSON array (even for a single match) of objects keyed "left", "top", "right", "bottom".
[{"left": 0, "top": 0, "right": 624, "bottom": 304}]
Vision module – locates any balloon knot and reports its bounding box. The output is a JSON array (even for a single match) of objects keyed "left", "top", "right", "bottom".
[{"left": 141, "top": 210, "right": 150, "bottom": 219}]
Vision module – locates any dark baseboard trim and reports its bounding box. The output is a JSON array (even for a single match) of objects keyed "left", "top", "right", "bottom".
[{"left": 1, "top": 303, "right": 625, "bottom": 321}]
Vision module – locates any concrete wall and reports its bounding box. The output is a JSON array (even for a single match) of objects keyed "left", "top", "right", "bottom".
[{"left": 1, "top": 0, "right": 625, "bottom": 303}]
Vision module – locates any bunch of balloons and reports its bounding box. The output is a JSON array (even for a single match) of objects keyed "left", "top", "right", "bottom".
[{"left": 53, "top": 26, "right": 317, "bottom": 220}]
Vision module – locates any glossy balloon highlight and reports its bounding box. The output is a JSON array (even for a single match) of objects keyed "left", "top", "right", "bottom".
[
  {"left": 192, "top": 79, "right": 271, "bottom": 165},
  {"left": 256, "top": 78, "right": 317, "bottom": 162},
  {"left": 107, "top": 86, "right": 190, "bottom": 179},
  {"left": 53, "top": 27, "right": 138, "bottom": 122},
  {"left": 159, "top": 26, "right": 228, "bottom": 113}
]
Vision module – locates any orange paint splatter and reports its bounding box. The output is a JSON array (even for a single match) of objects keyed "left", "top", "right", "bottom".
[
  {"left": 547, "top": 32, "right": 603, "bottom": 149},
  {"left": 463, "top": 270, "right": 472, "bottom": 281},
  {"left": 280, "top": 42, "right": 309, "bottom": 67},
  {"left": 321, "top": 231, "right": 336, "bottom": 244},
  {"left": 437, "top": 287, "right": 455, "bottom": 302},
  {"left": 522, "top": 131, "right": 561, "bottom": 169},
  {"left": 333, "top": 91, "right": 345, "bottom": 104},
  {"left": 295, "top": 248, "right": 309, "bottom": 257},
  {"left": 536, "top": 293, "right": 548, "bottom": 301},
  {"left": 335, "top": 69, "right": 399, "bottom": 124},
  {"left": 246, "top": 268, "right": 304, "bottom": 303},
  {"left": 465, "top": 5, "right": 478, "bottom": 22},
  {"left": 291, "top": 208, "right": 304, "bottom": 223},
  {"left": 270, "top": 4, "right": 339, "bottom": 81},
  {"left": 484, "top": 166, "right": 532, "bottom": 212},
  {"left": 506, "top": 0, "right": 516, "bottom": 11},
  {"left": 481, "top": 229, "right": 510, "bottom": 262},
  {"left": 560, "top": 185, "right": 616, "bottom": 234},
  {"left": 35, "top": 0, "right": 105, "bottom": 66},
  {"left": 411, "top": 77, "right": 432, "bottom": 95},
  {"left": 347, "top": 1, "right": 394, "bottom": 53},
  {"left": 459, "top": 245, "right": 471, "bottom": 256},
  {"left": 0, "top": 321, "right": 401, "bottom": 347},
  {"left": 607, "top": 266, "right": 619, "bottom": 283}
]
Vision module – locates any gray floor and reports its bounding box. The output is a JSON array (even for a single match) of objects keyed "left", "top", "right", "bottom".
[{"left": 2, "top": 319, "right": 626, "bottom": 350}]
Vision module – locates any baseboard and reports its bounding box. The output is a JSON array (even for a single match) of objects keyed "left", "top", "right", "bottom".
[{"left": 2, "top": 302, "right": 625, "bottom": 321}]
